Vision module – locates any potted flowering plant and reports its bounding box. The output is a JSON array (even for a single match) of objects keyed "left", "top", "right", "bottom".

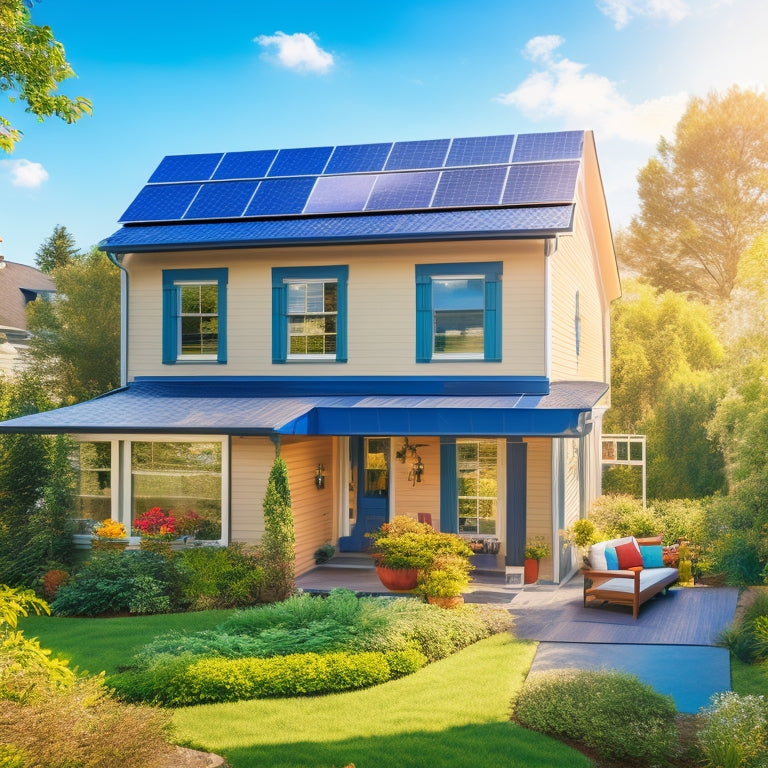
[
  {"left": 524, "top": 537, "right": 552, "bottom": 584},
  {"left": 133, "top": 507, "right": 177, "bottom": 554},
  {"left": 91, "top": 518, "right": 129, "bottom": 551}
]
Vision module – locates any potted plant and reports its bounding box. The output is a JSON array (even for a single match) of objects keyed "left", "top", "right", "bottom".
[
  {"left": 314, "top": 542, "right": 335, "bottom": 564},
  {"left": 524, "top": 537, "right": 552, "bottom": 584},
  {"left": 563, "top": 518, "right": 597, "bottom": 568},
  {"left": 416, "top": 553, "right": 472, "bottom": 608},
  {"left": 91, "top": 518, "right": 129, "bottom": 551},
  {"left": 132, "top": 506, "right": 178, "bottom": 555}
]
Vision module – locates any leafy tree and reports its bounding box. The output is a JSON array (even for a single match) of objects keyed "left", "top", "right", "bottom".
[
  {"left": 619, "top": 86, "right": 768, "bottom": 301},
  {"left": 34, "top": 225, "right": 80, "bottom": 273},
  {"left": 261, "top": 454, "right": 295, "bottom": 601},
  {"left": 0, "top": 0, "right": 91, "bottom": 152},
  {"left": 25, "top": 247, "right": 120, "bottom": 403}
]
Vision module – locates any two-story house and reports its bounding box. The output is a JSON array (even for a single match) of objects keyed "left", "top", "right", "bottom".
[{"left": 0, "top": 130, "right": 620, "bottom": 583}]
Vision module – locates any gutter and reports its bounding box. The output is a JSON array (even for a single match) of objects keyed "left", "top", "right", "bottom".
[{"left": 106, "top": 251, "right": 129, "bottom": 388}]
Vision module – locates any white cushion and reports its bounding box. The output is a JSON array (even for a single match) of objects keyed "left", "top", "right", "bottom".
[
  {"left": 589, "top": 536, "right": 638, "bottom": 571},
  {"left": 591, "top": 567, "right": 678, "bottom": 594}
]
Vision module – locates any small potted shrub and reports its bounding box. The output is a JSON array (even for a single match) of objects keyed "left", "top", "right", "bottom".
[
  {"left": 417, "top": 553, "right": 473, "bottom": 608},
  {"left": 132, "top": 507, "right": 178, "bottom": 555},
  {"left": 524, "top": 537, "right": 552, "bottom": 584},
  {"left": 314, "top": 542, "right": 335, "bottom": 564}
]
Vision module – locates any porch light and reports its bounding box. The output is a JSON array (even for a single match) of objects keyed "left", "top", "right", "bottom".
[
  {"left": 409, "top": 455, "right": 424, "bottom": 486},
  {"left": 315, "top": 464, "right": 326, "bottom": 490}
]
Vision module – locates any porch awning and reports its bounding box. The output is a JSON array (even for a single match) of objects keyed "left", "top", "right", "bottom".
[{"left": 0, "top": 378, "right": 607, "bottom": 438}]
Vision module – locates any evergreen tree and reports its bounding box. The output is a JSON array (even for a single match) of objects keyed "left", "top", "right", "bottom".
[
  {"left": 261, "top": 455, "right": 295, "bottom": 601},
  {"left": 34, "top": 225, "right": 80, "bottom": 273}
]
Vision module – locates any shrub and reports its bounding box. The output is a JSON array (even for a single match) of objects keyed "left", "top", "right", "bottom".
[
  {"left": 50, "top": 550, "right": 188, "bottom": 616},
  {"left": 261, "top": 456, "right": 295, "bottom": 602},
  {"left": 719, "top": 591, "right": 768, "bottom": 663},
  {"left": 1, "top": 675, "right": 174, "bottom": 768},
  {"left": 698, "top": 692, "right": 768, "bottom": 768},
  {"left": 384, "top": 646, "right": 427, "bottom": 677},
  {"left": 513, "top": 669, "right": 678, "bottom": 765},
  {"left": 40, "top": 569, "right": 70, "bottom": 601}
]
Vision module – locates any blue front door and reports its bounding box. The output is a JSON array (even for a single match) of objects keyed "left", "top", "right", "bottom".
[{"left": 338, "top": 437, "right": 390, "bottom": 551}]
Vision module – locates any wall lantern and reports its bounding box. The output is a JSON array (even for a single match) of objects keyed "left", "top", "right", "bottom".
[
  {"left": 408, "top": 455, "right": 424, "bottom": 486},
  {"left": 315, "top": 464, "right": 326, "bottom": 490}
]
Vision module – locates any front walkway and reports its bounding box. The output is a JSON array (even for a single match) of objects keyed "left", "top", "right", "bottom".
[{"left": 296, "top": 559, "right": 739, "bottom": 713}]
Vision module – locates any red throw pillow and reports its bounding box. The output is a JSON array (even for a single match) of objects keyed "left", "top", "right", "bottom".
[{"left": 615, "top": 540, "right": 643, "bottom": 569}]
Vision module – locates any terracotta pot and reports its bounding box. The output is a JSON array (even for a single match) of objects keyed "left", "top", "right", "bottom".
[
  {"left": 427, "top": 595, "right": 464, "bottom": 609},
  {"left": 375, "top": 565, "right": 419, "bottom": 591},
  {"left": 524, "top": 558, "right": 539, "bottom": 584}
]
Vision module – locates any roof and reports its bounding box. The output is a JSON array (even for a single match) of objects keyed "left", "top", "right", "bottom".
[
  {"left": 100, "top": 131, "right": 590, "bottom": 253},
  {"left": 0, "top": 259, "right": 55, "bottom": 331},
  {"left": 0, "top": 377, "right": 608, "bottom": 438}
]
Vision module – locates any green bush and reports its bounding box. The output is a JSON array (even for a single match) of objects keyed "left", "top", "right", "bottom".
[
  {"left": 384, "top": 646, "right": 427, "bottom": 677},
  {"left": 50, "top": 550, "right": 188, "bottom": 616},
  {"left": 719, "top": 591, "right": 768, "bottom": 663},
  {"left": 513, "top": 669, "right": 678, "bottom": 765},
  {"left": 698, "top": 692, "right": 768, "bottom": 768}
]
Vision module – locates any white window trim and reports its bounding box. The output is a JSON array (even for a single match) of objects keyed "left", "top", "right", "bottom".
[
  {"left": 284, "top": 277, "right": 339, "bottom": 362},
  {"left": 431, "top": 274, "right": 486, "bottom": 361},
  {"left": 175, "top": 279, "right": 219, "bottom": 362}
]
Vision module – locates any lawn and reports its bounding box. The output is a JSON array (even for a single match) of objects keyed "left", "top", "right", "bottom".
[{"left": 23, "top": 611, "right": 592, "bottom": 768}]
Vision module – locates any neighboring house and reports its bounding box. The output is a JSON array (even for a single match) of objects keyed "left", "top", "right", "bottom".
[
  {"left": 0, "top": 254, "right": 56, "bottom": 376},
  {"left": 0, "top": 130, "right": 621, "bottom": 582}
]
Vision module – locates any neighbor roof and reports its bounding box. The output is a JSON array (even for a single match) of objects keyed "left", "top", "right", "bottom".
[{"left": 100, "top": 130, "right": 589, "bottom": 253}]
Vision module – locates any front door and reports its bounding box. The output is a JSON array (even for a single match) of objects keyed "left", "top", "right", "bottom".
[{"left": 338, "top": 437, "right": 390, "bottom": 551}]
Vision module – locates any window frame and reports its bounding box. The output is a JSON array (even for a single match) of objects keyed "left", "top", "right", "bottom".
[
  {"left": 272, "top": 265, "right": 348, "bottom": 363},
  {"left": 162, "top": 268, "right": 228, "bottom": 364},
  {"left": 415, "top": 262, "right": 502, "bottom": 363}
]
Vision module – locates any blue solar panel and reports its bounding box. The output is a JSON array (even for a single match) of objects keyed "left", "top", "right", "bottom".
[
  {"left": 304, "top": 175, "right": 377, "bottom": 214},
  {"left": 245, "top": 177, "right": 317, "bottom": 216},
  {"left": 432, "top": 167, "right": 508, "bottom": 208},
  {"left": 267, "top": 146, "right": 333, "bottom": 177},
  {"left": 445, "top": 135, "right": 514, "bottom": 167},
  {"left": 119, "top": 184, "right": 201, "bottom": 222},
  {"left": 325, "top": 143, "right": 392, "bottom": 174},
  {"left": 502, "top": 161, "right": 580, "bottom": 205},
  {"left": 213, "top": 150, "right": 277, "bottom": 180},
  {"left": 512, "top": 131, "right": 583, "bottom": 162},
  {"left": 366, "top": 171, "right": 440, "bottom": 210},
  {"left": 385, "top": 139, "right": 450, "bottom": 170},
  {"left": 148, "top": 154, "right": 223, "bottom": 183},
  {"left": 184, "top": 181, "right": 259, "bottom": 219}
]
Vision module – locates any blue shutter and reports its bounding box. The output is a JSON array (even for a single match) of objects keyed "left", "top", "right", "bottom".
[
  {"left": 484, "top": 274, "right": 502, "bottom": 362},
  {"left": 272, "top": 280, "right": 287, "bottom": 363},
  {"left": 505, "top": 439, "right": 527, "bottom": 566},
  {"left": 162, "top": 281, "right": 178, "bottom": 364},
  {"left": 440, "top": 437, "right": 458, "bottom": 533},
  {"left": 415, "top": 267, "right": 432, "bottom": 363},
  {"left": 217, "top": 274, "right": 228, "bottom": 363},
  {"left": 336, "top": 266, "right": 348, "bottom": 363}
]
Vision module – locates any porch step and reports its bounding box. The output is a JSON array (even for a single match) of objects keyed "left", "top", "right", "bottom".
[{"left": 324, "top": 553, "right": 376, "bottom": 569}]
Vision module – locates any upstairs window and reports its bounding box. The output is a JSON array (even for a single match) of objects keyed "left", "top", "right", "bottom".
[
  {"left": 272, "top": 266, "right": 348, "bottom": 363},
  {"left": 415, "top": 262, "right": 502, "bottom": 362},
  {"left": 162, "top": 268, "right": 227, "bottom": 364}
]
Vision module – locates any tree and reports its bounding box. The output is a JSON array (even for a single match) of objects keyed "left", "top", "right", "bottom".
[
  {"left": 261, "top": 455, "right": 295, "bottom": 601},
  {"left": 619, "top": 87, "right": 768, "bottom": 301},
  {"left": 0, "top": 0, "right": 91, "bottom": 152},
  {"left": 25, "top": 247, "right": 120, "bottom": 403},
  {"left": 34, "top": 225, "right": 80, "bottom": 273}
]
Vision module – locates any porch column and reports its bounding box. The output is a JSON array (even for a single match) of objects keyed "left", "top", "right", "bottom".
[
  {"left": 505, "top": 439, "right": 527, "bottom": 566},
  {"left": 439, "top": 437, "right": 458, "bottom": 533}
]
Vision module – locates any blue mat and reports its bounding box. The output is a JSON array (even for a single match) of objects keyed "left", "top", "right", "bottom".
[{"left": 529, "top": 642, "right": 730, "bottom": 714}]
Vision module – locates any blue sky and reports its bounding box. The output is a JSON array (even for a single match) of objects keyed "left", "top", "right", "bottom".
[{"left": 1, "top": 0, "right": 766, "bottom": 266}]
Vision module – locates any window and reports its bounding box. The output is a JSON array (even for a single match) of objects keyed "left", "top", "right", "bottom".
[
  {"left": 72, "top": 441, "right": 113, "bottom": 533},
  {"left": 272, "top": 266, "right": 348, "bottom": 363},
  {"left": 162, "top": 268, "right": 227, "bottom": 363},
  {"left": 457, "top": 440, "right": 498, "bottom": 535},
  {"left": 415, "top": 262, "right": 502, "bottom": 362}
]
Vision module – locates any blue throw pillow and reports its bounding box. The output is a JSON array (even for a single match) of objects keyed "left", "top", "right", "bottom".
[
  {"left": 641, "top": 545, "right": 664, "bottom": 568},
  {"left": 604, "top": 546, "right": 619, "bottom": 570}
]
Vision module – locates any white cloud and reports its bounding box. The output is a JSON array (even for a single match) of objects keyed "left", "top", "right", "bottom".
[
  {"left": 255, "top": 31, "right": 334, "bottom": 75},
  {"left": 597, "top": 0, "right": 690, "bottom": 29},
  {"left": 496, "top": 36, "right": 687, "bottom": 143},
  {"left": 0, "top": 159, "right": 49, "bottom": 188}
]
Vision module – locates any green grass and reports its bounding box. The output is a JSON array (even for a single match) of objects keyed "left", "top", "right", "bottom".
[
  {"left": 172, "top": 633, "right": 591, "bottom": 768},
  {"left": 20, "top": 609, "right": 235, "bottom": 675},
  {"left": 732, "top": 657, "right": 768, "bottom": 697}
]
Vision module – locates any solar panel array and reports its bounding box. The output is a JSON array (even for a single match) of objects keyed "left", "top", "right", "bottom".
[{"left": 120, "top": 131, "right": 584, "bottom": 224}]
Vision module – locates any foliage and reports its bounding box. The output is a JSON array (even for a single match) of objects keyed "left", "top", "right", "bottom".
[
  {"left": 25, "top": 248, "right": 120, "bottom": 403},
  {"left": 50, "top": 550, "right": 188, "bottom": 616},
  {"left": 513, "top": 668, "right": 678, "bottom": 765},
  {"left": 179, "top": 543, "right": 265, "bottom": 609},
  {"left": 619, "top": 86, "right": 768, "bottom": 301},
  {"left": 314, "top": 541, "right": 335, "bottom": 563},
  {"left": 416, "top": 554, "right": 472, "bottom": 599},
  {"left": 564, "top": 519, "right": 596, "bottom": 549},
  {"left": 0, "top": 675, "right": 175, "bottom": 768},
  {"left": 697, "top": 692, "right": 768, "bottom": 768},
  {"left": 92, "top": 518, "right": 128, "bottom": 539},
  {"left": 34, "top": 224, "right": 80, "bottom": 273},
  {"left": 133, "top": 506, "right": 176, "bottom": 537},
  {"left": 0, "top": 0, "right": 92, "bottom": 153},
  {"left": 261, "top": 455, "right": 295, "bottom": 601},
  {"left": 719, "top": 592, "right": 768, "bottom": 663},
  {"left": 524, "top": 537, "right": 551, "bottom": 561},
  {"left": 40, "top": 568, "right": 70, "bottom": 601}
]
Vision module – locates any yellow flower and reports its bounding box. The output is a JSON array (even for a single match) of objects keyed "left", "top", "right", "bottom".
[{"left": 92, "top": 519, "right": 127, "bottom": 539}]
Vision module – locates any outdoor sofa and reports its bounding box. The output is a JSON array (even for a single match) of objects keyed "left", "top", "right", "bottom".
[{"left": 582, "top": 535, "right": 679, "bottom": 619}]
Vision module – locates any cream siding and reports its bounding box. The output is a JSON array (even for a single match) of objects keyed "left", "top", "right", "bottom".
[
  {"left": 525, "top": 437, "right": 554, "bottom": 581},
  {"left": 122, "top": 240, "right": 547, "bottom": 381},
  {"left": 281, "top": 436, "right": 335, "bottom": 576},
  {"left": 230, "top": 436, "right": 274, "bottom": 542},
  {"left": 391, "top": 437, "right": 441, "bottom": 525}
]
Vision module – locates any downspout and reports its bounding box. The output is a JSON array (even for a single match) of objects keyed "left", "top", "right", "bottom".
[{"left": 106, "top": 252, "right": 128, "bottom": 388}]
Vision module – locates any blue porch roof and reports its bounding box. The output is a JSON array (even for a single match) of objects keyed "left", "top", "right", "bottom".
[{"left": 0, "top": 378, "right": 607, "bottom": 438}]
